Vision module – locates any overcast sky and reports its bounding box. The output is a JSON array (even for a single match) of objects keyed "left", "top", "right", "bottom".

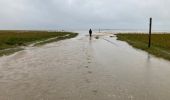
[{"left": 0, "top": 0, "right": 170, "bottom": 30}]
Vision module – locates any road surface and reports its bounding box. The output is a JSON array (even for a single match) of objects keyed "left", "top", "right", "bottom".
[{"left": 0, "top": 32, "right": 170, "bottom": 100}]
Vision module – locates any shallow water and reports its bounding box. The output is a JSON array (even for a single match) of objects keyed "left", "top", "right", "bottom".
[{"left": 0, "top": 32, "right": 170, "bottom": 100}]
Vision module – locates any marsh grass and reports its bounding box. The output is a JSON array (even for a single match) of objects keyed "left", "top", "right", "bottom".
[
  {"left": 116, "top": 33, "right": 170, "bottom": 60},
  {"left": 0, "top": 30, "right": 78, "bottom": 56}
]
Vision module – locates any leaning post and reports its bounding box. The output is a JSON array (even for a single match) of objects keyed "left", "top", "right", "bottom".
[{"left": 148, "top": 17, "right": 152, "bottom": 48}]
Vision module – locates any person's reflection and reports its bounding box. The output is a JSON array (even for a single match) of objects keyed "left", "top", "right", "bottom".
[
  {"left": 89, "top": 36, "right": 92, "bottom": 45},
  {"left": 89, "top": 36, "right": 92, "bottom": 40}
]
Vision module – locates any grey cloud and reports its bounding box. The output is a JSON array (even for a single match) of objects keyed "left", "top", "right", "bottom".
[{"left": 0, "top": 0, "right": 170, "bottom": 30}]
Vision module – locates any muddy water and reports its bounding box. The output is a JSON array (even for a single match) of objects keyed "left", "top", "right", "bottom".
[{"left": 0, "top": 32, "right": 170, "bottom": 100}]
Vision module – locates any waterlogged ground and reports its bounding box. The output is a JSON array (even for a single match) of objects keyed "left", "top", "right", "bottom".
[{"left": 0, "top": 32, "right": 170, "bottom": 100}]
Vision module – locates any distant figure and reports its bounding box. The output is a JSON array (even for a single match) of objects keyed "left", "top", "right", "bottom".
[{"left": 89, "top": 29, "right": 92, "bottom": 37}]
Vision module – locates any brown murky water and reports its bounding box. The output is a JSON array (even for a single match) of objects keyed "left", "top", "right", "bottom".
[{"left": 0, "top": 32, "right": 170, "bottom": 100}]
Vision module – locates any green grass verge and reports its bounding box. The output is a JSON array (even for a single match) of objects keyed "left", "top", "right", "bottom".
[
  {"left": 116, "top": 33, "right": 170, "bottom": 60},
  {"left": 0, "top": 30, "right": 78, "bottom": 56},
  {"left": 0, "top": 47, "right": 23, "bottom": 56}
]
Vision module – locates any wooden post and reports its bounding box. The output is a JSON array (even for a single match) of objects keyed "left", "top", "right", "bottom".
[{"left": 148, "top": 18, "right": 152, "bottom": 48}]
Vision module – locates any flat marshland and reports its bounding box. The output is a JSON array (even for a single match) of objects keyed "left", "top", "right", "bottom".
[
  {"left": 0, "top": 30, "right": 78, "bottom": 56},
  {"left": 116, "top": 33, "right": 170, "bottom": 60}
]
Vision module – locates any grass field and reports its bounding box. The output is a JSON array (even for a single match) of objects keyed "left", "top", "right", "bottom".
[
  {"left": 0, "top": 30, "right": 78, "bottom": 56},
  {"left": 116, "top": 33, "right": 170, "bottom": 60}
]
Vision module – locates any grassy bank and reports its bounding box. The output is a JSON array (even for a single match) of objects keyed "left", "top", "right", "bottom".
[
  {"left": 116, "top": 33, "right": 170, "bottom": 60},
  {"left": 0, "top": 30, "right": 78, "bottom": 56}
]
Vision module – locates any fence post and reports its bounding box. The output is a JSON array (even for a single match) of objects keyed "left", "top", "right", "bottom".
[{"left": 148, "top": 18, "right": 152, "bottom": 48}]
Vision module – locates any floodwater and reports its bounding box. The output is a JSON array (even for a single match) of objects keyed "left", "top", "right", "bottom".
[{"left": 0, "top": 32, "right": 170, "bottom": 100}]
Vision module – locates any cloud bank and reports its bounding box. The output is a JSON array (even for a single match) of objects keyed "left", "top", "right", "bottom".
[{"left": 0, "top": 0, "right": 170, "bottom": 30}]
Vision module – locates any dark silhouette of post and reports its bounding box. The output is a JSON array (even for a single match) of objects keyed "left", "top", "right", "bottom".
[{"left": 148, "top": 18, "right": 152, "bottom": 48}]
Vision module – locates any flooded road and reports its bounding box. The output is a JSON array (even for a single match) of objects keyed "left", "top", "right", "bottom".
[{"left": 0, "top": 32, "right": 170, "bottom": 100}]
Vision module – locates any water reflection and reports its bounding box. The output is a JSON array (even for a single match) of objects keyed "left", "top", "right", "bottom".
[
  {"left": 89, "top": 36, "right": 92, "bottom": 45},
  {"left": 89, "top": 36, "right": 92, "bottom": 41},
  {"left": 146, "top": 53, "right": 151, "bottom": 66},
  {"left": 143, "top": 53, "right": 153, "bottom": 99}
]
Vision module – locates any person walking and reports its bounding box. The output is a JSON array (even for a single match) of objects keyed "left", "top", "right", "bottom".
[{"left": 89, "top": 29, "right": 92, "bottom": 37}]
